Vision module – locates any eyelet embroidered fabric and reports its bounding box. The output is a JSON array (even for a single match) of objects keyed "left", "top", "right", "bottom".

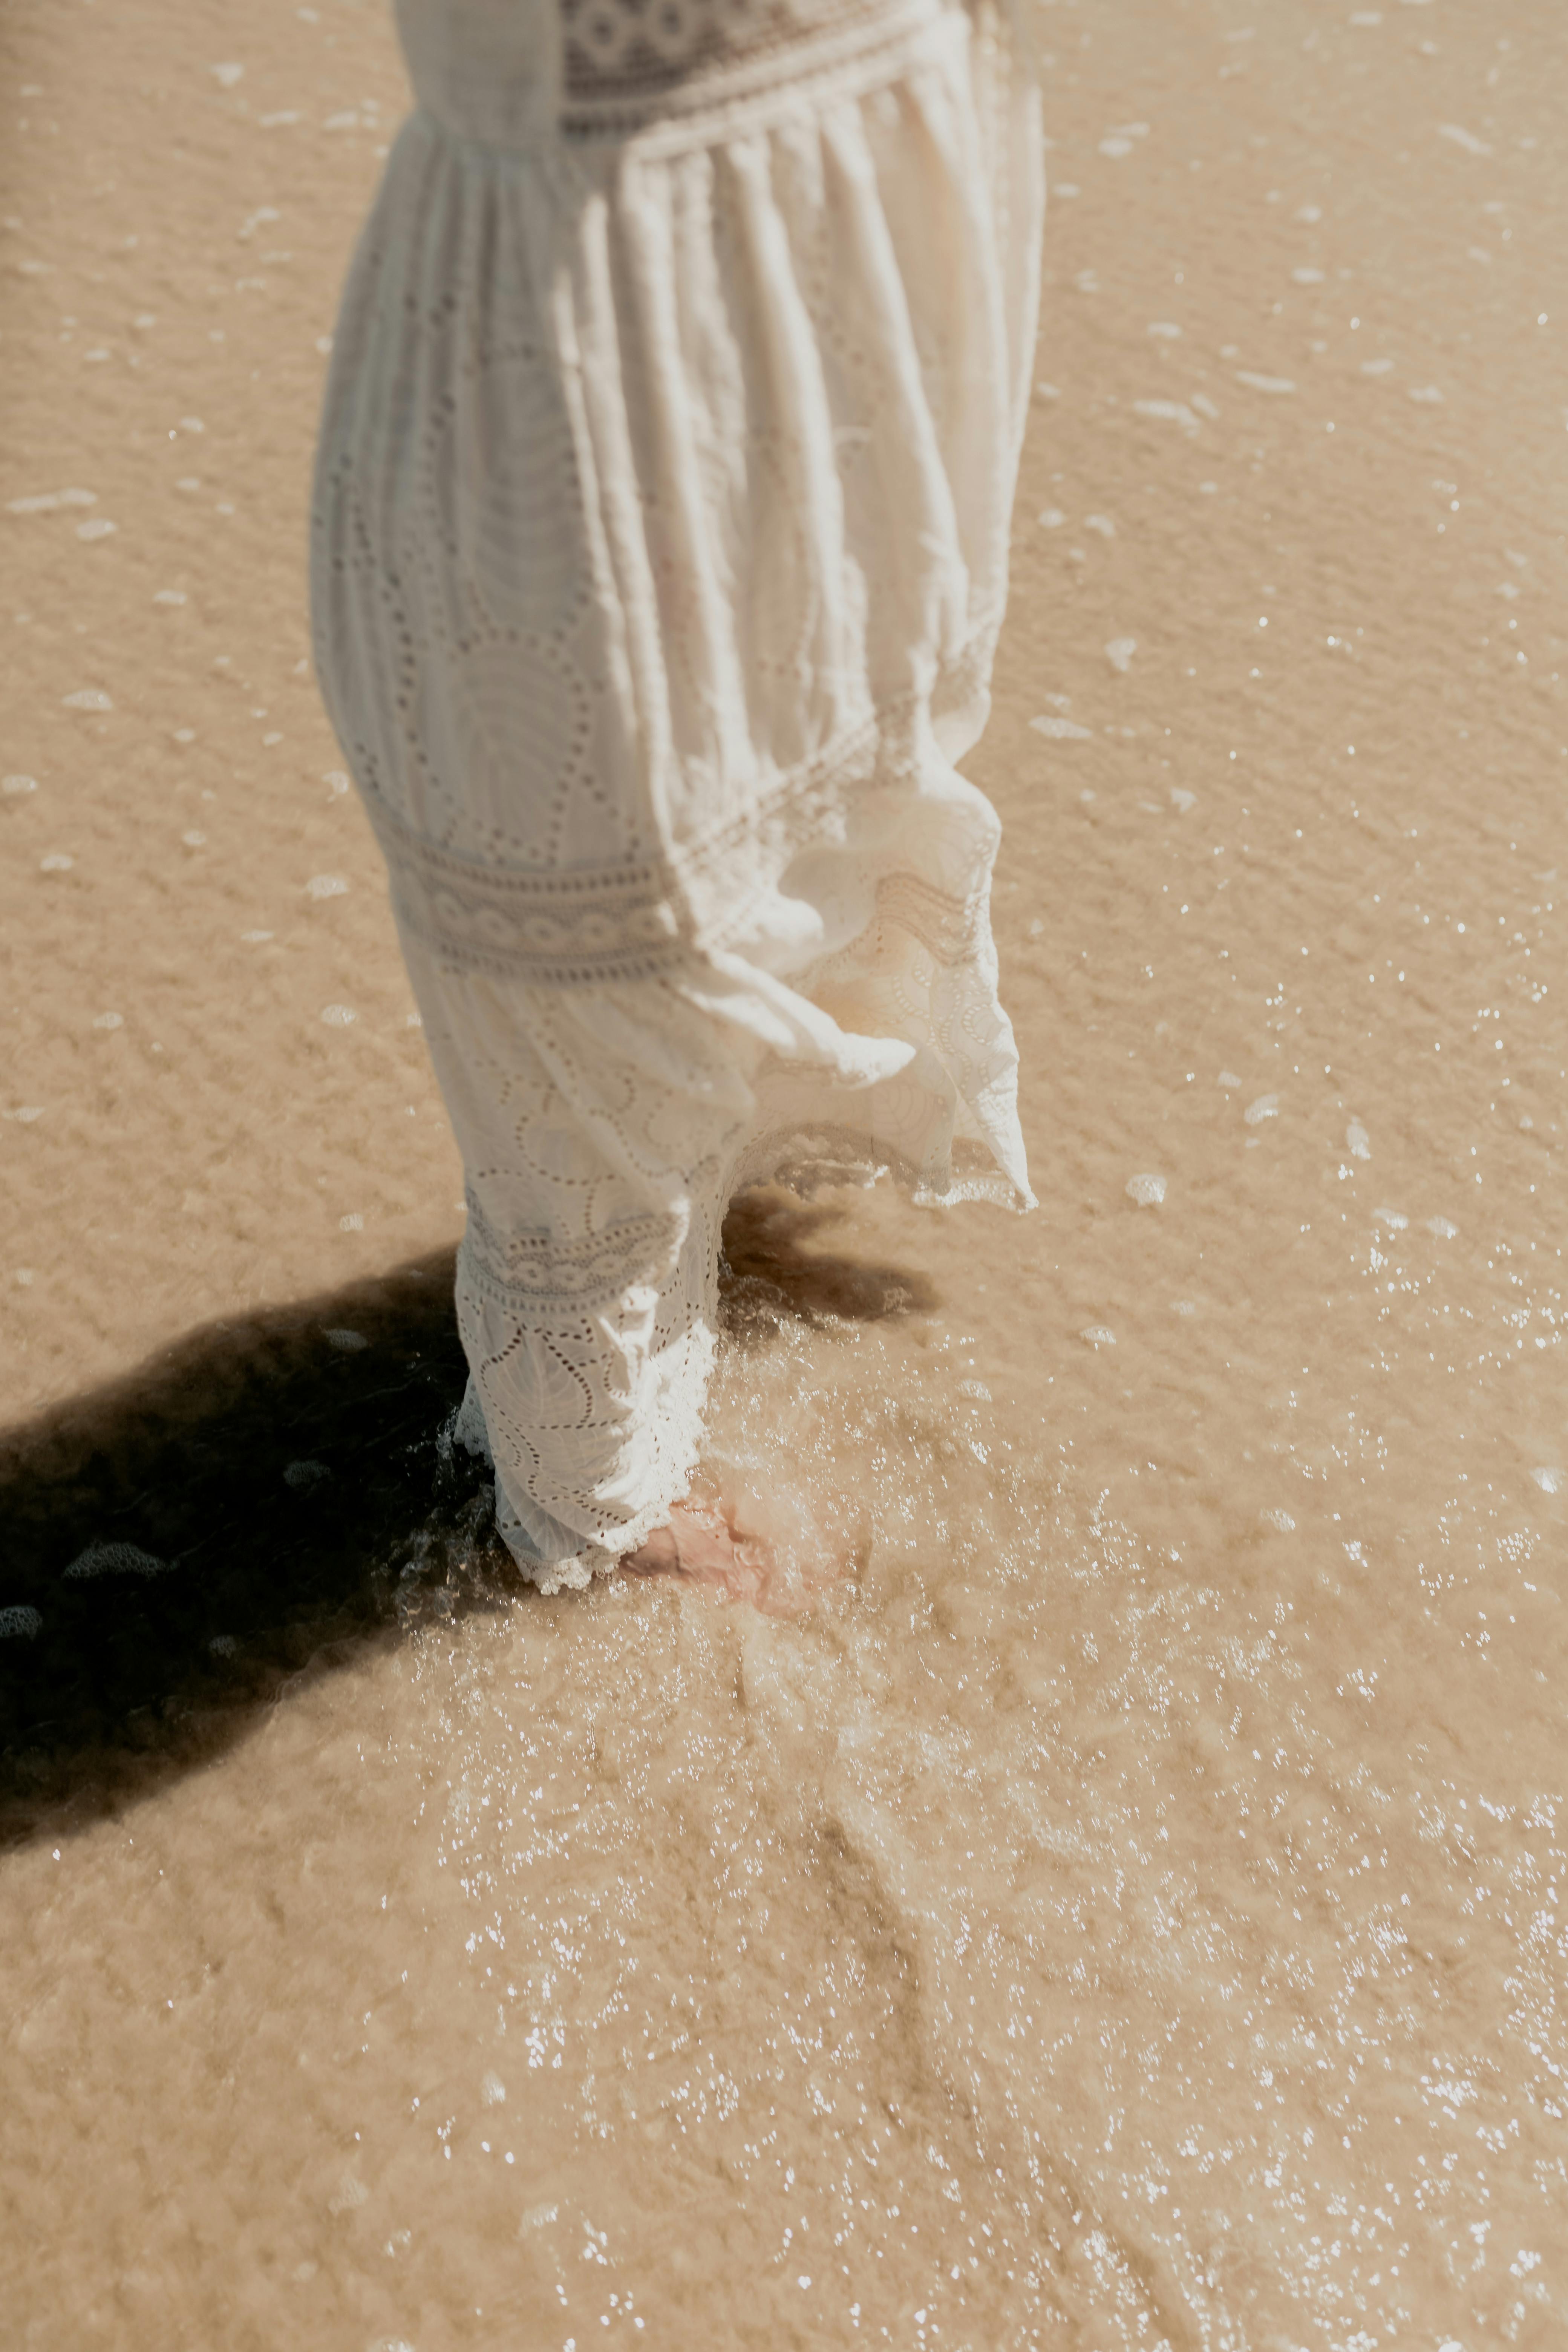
[
  {"left": 312, "top": 0, "right": 1044, "bottom": 1590},
  {"left": 560, "top": 0, "right": 942, "bottom": 135}
]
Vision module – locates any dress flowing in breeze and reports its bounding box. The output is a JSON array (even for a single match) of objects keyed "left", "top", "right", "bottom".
[{"left": 311, "top": 0, "right": 1044, "bottom": 1589}]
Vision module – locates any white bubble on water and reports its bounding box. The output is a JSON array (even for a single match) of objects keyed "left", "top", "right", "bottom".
[
  {"left": 1361, "top": 358, "right": 1394, "bottom": 375},
  {"left": 1148, "top": 321, "right": 1182, "bottom": 338},
  {"left": 1373, "top": 1207, "right": 1407, "bottom": 1229},
  {"left": 1028, "top": 916, "right": 1044, "bottom": 936},
  {"left": 1038, "top": 507, "right": 1065, "bottom": 528},
  {"left": 1347, "top": 1121, "right": 1372, "bottom": 1159},
  {"left": 92, "top": 1012, "right": 123, "bottom": 1030},
  {"left": 1133, "top": 398, "right": 1200, "bottom": 432},
  {"left": 1236, "top": 372, "right": 1297, "bottom": 395},
  {"left": 76, "top": 517, "right": 116, "bottom": 541},
  {"left": 1170, "top": 787, "right": 1196, "bottom": 812},
  {"left": 182, "top": 830, "right": 206, "bottom": 848},
  {"left": 210, "top": 61, "right": 245, "bottom": 87},
  {"left": 1126, "top": 1173, "right": 1167, "bottom": 1207},
  {"left": 481, "top": 2071, "right": 507, "bottom": 2106},
  {"left": 4, "top": 1106, "right": 44, "bottom": 1124},
  {"left": 209, "top": 1634, "right": 239, "bottom": 1657},
  {"left": 0, "top": 1605, "right": 43, "bottom": 1640},
  {"left": 64, "top": 1540, "right": 169, "bottom": 1580},
  {"left": 8, "top": 487, "right": 96, "bottom": 515},
  {"left": 154, "top": 588, "right": 187, "bottom": 605},
  {"left": 1099, "top": 136, "right": 1133, "bottom": 158},
  {"left": 323, "top": 1327, "right": 369, "bottom": 1351},
  {"left": 1173, "top": 1300, "right": 1197, "bottom": 1316},
  {"left": 1438, "top": 124, "right": 1490, "bottom": 156},
  {"left": 320, "top": 1003, "right": 356, "bottom": 1025},
  {"left": 325, "top": 770, "right": 351, "bottom": 795},
  {"left": 241, "top": 929, "right": 274, "bottom": 943},
  {"left": 1218, "top": 1070, "right": 1241, "bottom": 1088},
  {"left": 1292, "top": 267, "right": 1325, "bottom": 284},
  {"left": 339, "top": 1213, "right": 364, "bottom": 1231},
  {"left": 1080, "top": 1325, "right": 1117, "bottom": 1347},
  {"left": 40, "top": 853, "right": 74, "bottom": 872},
  {"left": 1244, "top": 1093, "right": 1280, "bottom": 1124},
  {"left": 1105, "top": 637, "right": 1138, "bottom": 673},
  {"left": 1409, "top": 385, "right": 1444, "bottom": 404},
  {"left": 1295, "top": 204, "right": 1323, "bottom": 224},
  {"left": 3, "top": 774, "right": 39, "bottom": 795},
  {"left": 1031, "top": 715, "right": 1093, "bottom": 741},
  {"left": 63, "top": 688, "right": 112, "bottom": 710},
  {"left": 283, "top": 1459, "right": 331, "bottom": 1490},
  {"left": 306, "top": 874, "right": 348, "bottom": 899},
  {"left": 1260, "top": 1508, "right": 1297, "bottom": 1534},
  {"left": 518, "top": 2203, "right": 559, "bottom": 2233},
  {"left": 1191, "top": 392, "right": 1221, "bottom": 421},
  {"left": 1530, "top": 1468, "right": 1562, "bottom": 1495},
  {"left": 1427, "top": 1216, "right": 1459, "bottom": 1239},
  {"left": 1086, "top": 514, "right": 1116, "bottom": 537}
]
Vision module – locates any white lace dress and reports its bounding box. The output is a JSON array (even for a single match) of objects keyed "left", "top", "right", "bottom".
[{"left": 311, "top": 0, "right": 1044, "bottom": 1589}]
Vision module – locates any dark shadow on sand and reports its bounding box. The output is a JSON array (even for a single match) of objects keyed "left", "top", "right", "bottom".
[
  {"left": 0, "top": 1193, "right": 934, "bottom": 1847},
  {"left": 718, "top": 1191, "right": 939, "bottom": 1336},
  {"left": 0, "top": 1251, "right": 496, "bottom": 1848}
]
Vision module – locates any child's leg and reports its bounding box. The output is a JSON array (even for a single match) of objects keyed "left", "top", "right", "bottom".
[{"left": 402, "top": 943, "right": 757, "bottom": 1582}]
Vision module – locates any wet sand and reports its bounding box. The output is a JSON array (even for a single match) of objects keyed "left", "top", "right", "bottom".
[{"left": 3, "top": 1, "right": 1566, "bottom": 2345}]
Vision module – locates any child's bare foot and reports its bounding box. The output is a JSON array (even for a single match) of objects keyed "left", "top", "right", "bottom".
[
  {"left": 622, "top": 1499, "right": 784, "bottom": 1609},
  {"left": 622, "top": 1499, "right": 767, "bottom": 1591}
]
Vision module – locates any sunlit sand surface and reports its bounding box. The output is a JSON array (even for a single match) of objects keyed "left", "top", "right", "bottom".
[{"left": 2, "top": 2, "right": 1565, "bottom": 2345}]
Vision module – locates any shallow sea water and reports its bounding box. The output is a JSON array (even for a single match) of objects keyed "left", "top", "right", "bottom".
[{"left": 2, "top": 1, "right": 1566, "bottom": 2346}]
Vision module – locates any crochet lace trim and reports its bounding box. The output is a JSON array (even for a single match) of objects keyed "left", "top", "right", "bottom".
[{"left": 560, "top": 0, "right": 942, "bottom": 139}]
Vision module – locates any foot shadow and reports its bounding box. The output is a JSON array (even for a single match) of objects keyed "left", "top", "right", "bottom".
[
  {"left": 0, "top": 1196, "right": 933, "bottom": 1846},
  {"left": 718, "top": 1188, "right": 938, "bottom": 1340},
  {"left": 0, "top": 1251, "right": 508, "bottom": 1848}
]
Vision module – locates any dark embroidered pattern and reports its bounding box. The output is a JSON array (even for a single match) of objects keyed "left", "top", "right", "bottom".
[{"left": 561, "top": 0, "right": 931, "bottom": 132}]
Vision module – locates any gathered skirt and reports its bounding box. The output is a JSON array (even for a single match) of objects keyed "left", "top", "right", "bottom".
[{"left": 311, "top": 0, "right": 1044, "bottom": 1587}]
